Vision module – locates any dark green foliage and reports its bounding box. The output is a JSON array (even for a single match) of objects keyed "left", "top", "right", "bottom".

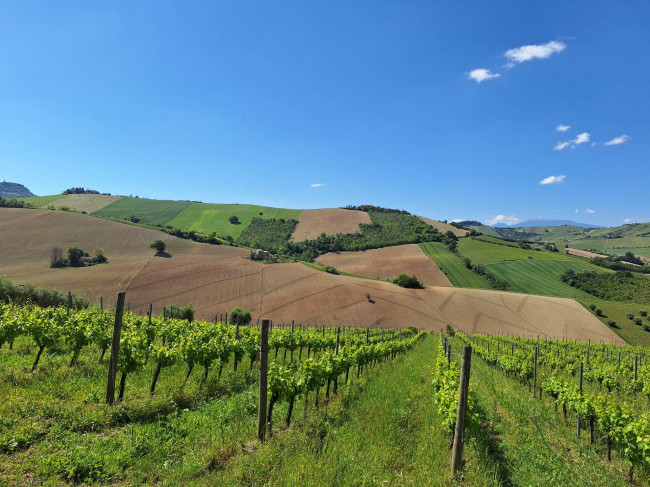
[
  {"left": 634, "top": 317, "right": 643, "bottom": 326},
  {"left": 229, "top": 307, "right": 252, "bottom": 325},
  {"left": 229, "top": 215, "right": 240, "bottom": 224},
  {"left": 0, "top": 195, "right": 30, "bottom": 208},
  {"left": 62, "top": 187, "right": 100, "bottom": 195},
  {"left": 67, "top": 247, "right": 84, "bottom": 267},
  {"left": 627, "top": 313, "right": 635, "bottom": 320},
  {"left": 640, "top": 309, "right": 648, "bottom": 317},
  {"left": 445, "top": 324, "right": 455, "bottom": 337},
  {"left": 324, "top": 266, "right": 339, "bottom": 275},
  {"left": 562, "top": 270, "right": 650, "bottom": 302},
  {"left": 150, "top": 240, "right": 166, "bottom": 253},
  {"left": 166, "top": 303, "right": 194, "bottom": 322},
  {"left": 595, "top": 308, "right": 603, "bottom": 316},
  {"left": 236, "top": 218, "right": 298, "bottom": 253},
  {"left": 588, "top": 303, "right": 597, "bottom": 311},
  {"left": 590, "top": 256, "right": 650, "bottom": 274},
  {"left": 392, "top": 274, "right": 424, "bottom": 289},
  {"left": 607, "top": 319, "right": 616, "bottom": 327},
  {"left": 0, "top": 275, "right": 89, "bottom": 308},
  {"left": 95, "top": 248, "right": 107, "bottom": 264}
]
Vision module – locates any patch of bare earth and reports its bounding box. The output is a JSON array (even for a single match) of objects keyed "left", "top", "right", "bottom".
[
  {"left": 291, "top": 209, "right": 370, "bottom": 241},
  {"left": 315, "top": 244, "right": 451, "bottom": 286},
  {"left": 0, "top": 208, "right": 623, "bottom": 344},
  {"left": 0, "top": 208, "right": 166, "bottom": 306},
  {"left": 565, "top": 248, "right": 608, "bottom": 259},
  {"left": 419, "top": 217, "right": 468, "bottom": 237},
  {"left": 43, "top": 194, "right": 122, "bottom": 213}
]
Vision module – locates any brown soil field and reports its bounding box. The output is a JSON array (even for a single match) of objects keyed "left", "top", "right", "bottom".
[
  {"left": 44, "top": 194, "right": 122, "bottom": 213},
  {"left": 314, "top": 244, "right": 452, "bottom": 286},
  {"left": 0, "top": 208, "right": 623, "bottom": 344},
  {"left": 565, "top": 248, "right": 608, "bottom": 259},
  {"left": 0, "top": 208, "right": 164, "bottom": 305},
  {"left": 420, "top": 217, "right": 468, "bottom": 237},
  {"left": 291, "top": 208, "right": 371, "bottom": 241}
]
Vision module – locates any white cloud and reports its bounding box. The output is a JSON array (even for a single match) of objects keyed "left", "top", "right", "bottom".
[
  {"left": 505, "top": 41, "right": 566, "bottom": 66},
  {"left": 623, "top": 218, "right": 631, "bottom": 223},
  {"left": 556, "top": 124, "right": 570, "bottom": 132},
  {"left": 539, "top": 175, "right": 566, "bottom": 185},
  {"left": 554, "top": 141, "right": 571, "bottom": 151},
  {"left": 591, "top": 142, "right": 597, "bottom": 147},
  {"left": 468, "top": 68, "right": 500, "bottom": 83},
  {"left": 585, "top": 208, "right": 596, "bottom": 214},
  {"left": 604, "top": 134, "right": 631, "bottom": 146},
  {"left": 574, "top": 209, "right": 579, "bottom": 214},
  {"left": 554, "top": 132, "right": 590, "bottom": 150},
  {"left": 451, "top": 219, "right": 464, "bottom": 223},
  {"left": 310, "top": 183, "right": 325, "bottom": 188},
  {"left": 486, "top": 214, "right": 520, "bottom": 226}
]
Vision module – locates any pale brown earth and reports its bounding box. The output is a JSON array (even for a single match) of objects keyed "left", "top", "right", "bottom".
[
  {"left": 0, "top": 208, "right": 164, "bottom": 304},
  {"left": 565, "top": 248, "right": 608, "bottom": 259},
  {"left": 420, "top": 217, "right": 468, "bottom": 237},
  {"left": 291, "top": 208, "right": 371, "bottom": 241},
  {"left": 315, "top": 244, "right": 452, "bottom": 286},
  {"left": 0, "top": 208, "right": 624, "bottom": 344},
  {"left": 44, "top": 194, "right": 122, "bottom": 213}
]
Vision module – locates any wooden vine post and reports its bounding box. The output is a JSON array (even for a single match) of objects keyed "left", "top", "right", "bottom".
[
  {"left": 451, "top": 344, "right": 472, "bottom": 475},
  {"left": 105, "top": 292, "right": 126, "bottom": 405},
  {"left": 258, "top": 319, "right": 269, "bottom": 442},
  {"left": 532, "top": 344, "right": 538, "bottom": 396},
  {"left": 577, "top": 362, "right": 583, "bottom": 438}
]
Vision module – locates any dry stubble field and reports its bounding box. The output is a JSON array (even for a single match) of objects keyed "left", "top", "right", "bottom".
[{"left": 290, "top": 208, "right": 371, "bottom": 241}]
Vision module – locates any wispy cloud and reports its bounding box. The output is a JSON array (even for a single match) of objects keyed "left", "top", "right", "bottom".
[
  {"left": 468, "top": 69, "right": 500, "bottom": 83},
  {"left": 504, "top": 41, "right": 566, "bottom": 67},
  {"left": 310, "top": 183, "right": 325, "bottom": 188},
  {"left": 486, "top": 214, "right": 520, "bottom": 226},
  {"left": 604, "top": 134, "right": 631, "bottom": 146},
  {"left": 556, "top": 124, "right": 570, "bottom": 132},
  {"left": 554, "top": 132, "right": 590, "bottom": 150},
  {"left": 539, "top": 175, "right": 566, "bottom": 185},
  {"left": 585, "top": 208, "right": 596, "bottom": 214},
  {"left": 623, "top": 218, "right": 631, "bottom": 223},
  {"left": 575, "top": 209, "right": 579, "bottom": 214}
]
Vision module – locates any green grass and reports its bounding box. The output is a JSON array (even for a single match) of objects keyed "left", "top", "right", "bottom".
[
  {"left": 458, "top": 237, "right": 577, "bottom": 265},
  {"left": 484, "top": 259, "right": 603, "bottom": 298},
  {"left": 419, "top": 242, "right": 491, "bottom": 289},
  {"left": 166, "top": 203, "right": 302, "bottom": 239},
  {"left": 576, "top": 299, "right": 650, "bottom": 346},
  {"left": 91, "top": 197, "right": 194, "bottom": 226},
  {"left": 569, "top": 236, "right": 650, "bottom": 252},
  {"left": 451, "top": 335, "right": 647, "bottom": 486},
  {"left": 17, "top": 195, "right": 66, "bottom": 207}
]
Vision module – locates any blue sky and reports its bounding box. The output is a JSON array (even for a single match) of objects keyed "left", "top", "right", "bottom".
[{"left": 1, "top": 1, "right": 648, "bottom": 226}]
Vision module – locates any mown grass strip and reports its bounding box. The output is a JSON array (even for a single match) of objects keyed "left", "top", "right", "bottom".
[{"left": 420, "top": 242, "right": 491, "bottom": 288}]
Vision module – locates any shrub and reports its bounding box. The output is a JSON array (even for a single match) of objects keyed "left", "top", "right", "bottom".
[
  {"left": 445, "top": 324, "right": 455, "bottom": 337},
  {"left": 392, "top": 274, "right": 424, "bottom": 289},
  {"left": 150, "top": 240, "right": 166, "bottom": 254},
  {"left": 94, "top": 248, "right": 107, "bottom": 263},
  {"left": 595, "top": 308, "right": 603, "bottom": 316},
  {"left": 324, "top": 266, "right": 339, "bottom": 274},
  {"left": 67, "top": 247, "right": 84, "bottom": 267},
  {"left": 229, "top": 307, "right": 252, "bottom": 325},
  {"left": 229, "top": 215, "right": 240, "bottom": 224},
  {"left": 166, "top": 303, "right": 194, "bottom": 322},
  {"left": 607, "top": 319, "right": 616, "bottom": 327},
  {"left": 644, "top": 324, "right": 650, "bottom": 332},
  {"left": 627, "top": 312, "right": 635, "bottom": 320},
  {"left": 640, "top": 309, "right": 648, "bottom": 317},
  {"left": 634, "top": 317, "right": 643, "bottom": 326},
  {"left": 588, "top": 303, "right": 596, "bottom": 311}
]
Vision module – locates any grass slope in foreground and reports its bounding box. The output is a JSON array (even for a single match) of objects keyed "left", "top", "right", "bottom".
[
  {"left": 92, "top": 197, "right": 194, "bottom": 226},
  {"left": 420, "top": 242, "right": 491, "bottom": 289},
  {"left": 166, "top": 203, "right": 302, "bottom": 239},
  {"left": 485, "top": 259, "right": 599, "bottom": 298}
]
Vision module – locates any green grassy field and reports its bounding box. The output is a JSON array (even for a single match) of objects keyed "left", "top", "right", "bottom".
[
  {"left": 458, "top": 237, "right": 577, "bottom": 265},
  {"left": 576, "top": 299, "right": 650, "bottom": 346},
  {"left": 91, "top": 197, "right": 194, "bottom": 226},
  {"left": 484, "top": 259, "right": 600, "bottom": 298},
  {"left": 166, "top": 203, "right": 302, "bottom": 239},
  {"left": 419, "top": 242, "right": 491, "bottom": 289},
  {"left": 17, "top": 195, "right": 66, "bottom": 207},
  {"left": 569, "top": 236, "right": 650, "bottom": 252}
]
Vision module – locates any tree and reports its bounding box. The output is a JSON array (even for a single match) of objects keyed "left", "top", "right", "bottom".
[
  {"left": 67, "top": 247, "right": 84, "bottom": 267},
  {"left": 392, "top": 274, "right": 424, "bottom": 289},
  {"left": 95, "top": 248, "right": 107, "bottom": 263},
  {"left": 229, "top": 307, "right": 252, "bottom": 325},
  {"left": 150, "top": 240, "right": 166, "bottom": 254},
  {"left": 229, "top": 215, "right": 240, "bottom": 225}
]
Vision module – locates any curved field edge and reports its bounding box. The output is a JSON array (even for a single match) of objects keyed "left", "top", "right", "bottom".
[
  {"left": 576, "top": 298, "right": 650, "bottom": 347},
  {"left": 484, "top": 259, "right": 600, "bottom": 298},
  {"left": 419, "top": 242, "right": 491, "bottom": 289}
]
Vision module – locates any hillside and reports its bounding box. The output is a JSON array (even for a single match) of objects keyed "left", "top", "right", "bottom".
[
  {"left": 0, "top": 181, "right": 34, "bottom": 198},
  {"left": 0, "top": 208, "right": 621, "bottom": 342}
]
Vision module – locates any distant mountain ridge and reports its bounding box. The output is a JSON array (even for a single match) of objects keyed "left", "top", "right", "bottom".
[
  {"left": 0, "top": 181, "right": 35, "bottom": 198},
  {"left": 511, "top": 219, "right": 601, "bottom": 229}
]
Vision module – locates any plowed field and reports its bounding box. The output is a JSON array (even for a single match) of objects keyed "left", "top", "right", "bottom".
[
  {"left": 0, "top": 208, "right": 623, "bottom": 343},
  {"left": 565, "top": 248, "right": 608, "bottom": 259},
  {"left": 291, "top": 209, "right": 370, "bottom": 241},
  {"left": 44, "top": 194, "right": 122, "bottom": 213},
  {"left": 315, "top": 244, "right": 452, "bottom": 286}
]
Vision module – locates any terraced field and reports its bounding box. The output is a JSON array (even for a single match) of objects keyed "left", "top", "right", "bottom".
[
  {"left": 419, "top": 242, "right": 491, "bottom": 289},
  {"left": 484, "top": 259, "right": 602, "bottom": 298},
  {"left": 92, "top": 198, "right": 194, "bottom": 226},
  {"left": 166, "top": 203, "right": 301, "bottom": 238}
]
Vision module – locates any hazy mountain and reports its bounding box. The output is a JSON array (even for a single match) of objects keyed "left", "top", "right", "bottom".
[
  {"left": 510, "top": 219, "right": 601, "bottom": 229},
  {"left": 0, "top": 181, "right": 35, "bottom": 198}
]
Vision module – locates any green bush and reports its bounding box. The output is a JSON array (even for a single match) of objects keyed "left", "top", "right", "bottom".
[
  {"left": 392, "top": 274, "right": 424, "bottom": 289},
  {"left": 229, "top": 307, "right": 252, "bottom": 325}
]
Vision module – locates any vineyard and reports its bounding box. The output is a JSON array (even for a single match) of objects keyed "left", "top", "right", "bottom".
[{"left": 0, "top": 300, "right": 424, "bottom": 484}]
